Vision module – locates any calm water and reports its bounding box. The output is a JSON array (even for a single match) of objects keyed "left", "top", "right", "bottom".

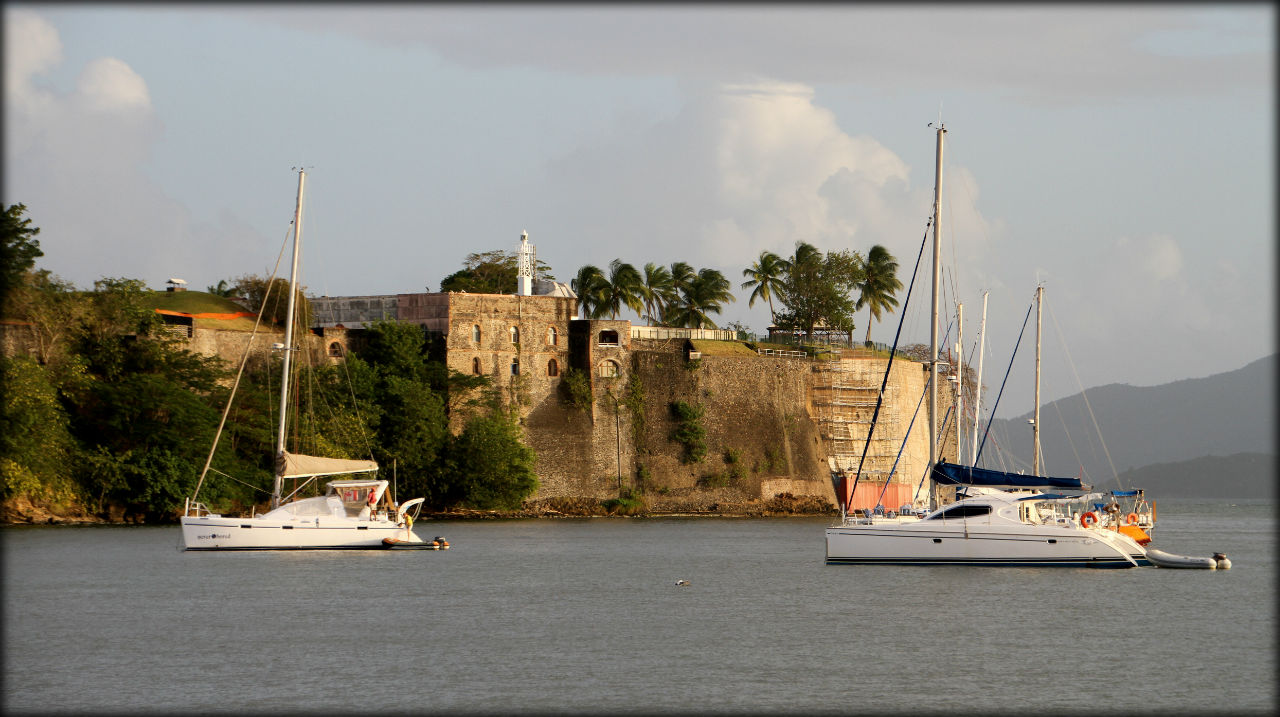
[{"left": 3, "top": 500, "right": 1275, "bottom": 715}]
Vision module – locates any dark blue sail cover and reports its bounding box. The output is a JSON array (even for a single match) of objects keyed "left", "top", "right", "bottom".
[{"left": 931, "top": 461, "right": 1087, "bottom": 490}]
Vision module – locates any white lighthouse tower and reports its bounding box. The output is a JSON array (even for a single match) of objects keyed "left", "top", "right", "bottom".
[{"left": 516, "top": 230, "right": 536, "bottom": 296}]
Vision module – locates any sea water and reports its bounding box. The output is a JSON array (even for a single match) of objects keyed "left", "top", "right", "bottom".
[{"left": 3, "top": 499, "right": 1274, "bottom": 714}]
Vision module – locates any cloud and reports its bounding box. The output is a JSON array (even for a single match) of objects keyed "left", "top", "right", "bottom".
[
  {"left": 243, "top": 6, "right": 1270, "bottom": 103},
  {"left": 2, "top": 10, "right": 255, "bottom": 291},
  {"left": 535, "top": 79, "right": 993, "bottom": 330}
]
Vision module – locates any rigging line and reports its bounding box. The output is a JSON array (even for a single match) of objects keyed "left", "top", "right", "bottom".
[
  {"left": 205, "top": 467, "right": 272, "bottom": 495},
  {"left": 339, "top": 354, "right": 378, "bottom": 464},
  {"left": 191, "top": 225, "right": 292, "bottom": 503},
  {"left": 843, "top": 219, "right": 931, "bottom": 512},
  {"left": 1045, "top": 298, "right": 1123, "bottom": 488},
  {"left": 973, "top": 296, "right": 1035, "bottom": 466},
  {"left": 1048, "top": 399, "right": 1088, "bottom": 484},
  {"left": 913, "top": 402, "right": 954, "bottom": 503}
]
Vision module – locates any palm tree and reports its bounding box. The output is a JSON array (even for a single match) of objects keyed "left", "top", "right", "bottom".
[
  {"left": 669, "top": 267, "right": 736, "bottom": 329},
  {"left": 855, "top": 244, "right": 902, "bottom": 343},
  {"left": 662, "top": 261, "right": 695, "bottom": 325},
  {"left": 571, "top": 264, "right": 608, "bottom": 319},
  {"left": 601, "top": 259, "right": 644, "bottom": 320},
  {"left": 740, "top": 250, "right": 787, "bottom": 326},
  {"left": 639, "top": 262, "right": 673, "bottom": 325},
  {"left": 206, "top": 279, "right": 234, "bottom": 297}
]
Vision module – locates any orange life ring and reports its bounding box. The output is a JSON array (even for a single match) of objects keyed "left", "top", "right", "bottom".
[
  {"left": 1124, "top": 512, "right": 1139, "bottom": 526},
  {"left": 1080, "top": 511, "right": 1099, "bottom": 528}
]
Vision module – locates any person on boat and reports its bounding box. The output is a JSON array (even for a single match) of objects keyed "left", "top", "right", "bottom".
[{"left": 364, "top": 488, "right": 378, "bottom": 519}]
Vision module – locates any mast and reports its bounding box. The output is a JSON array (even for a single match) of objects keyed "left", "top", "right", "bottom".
[
  {"left": 1032, "top": 285, "right": 1043, "bottom": 477},
  {"left": 271, "top": 168, "right": 306, "bottom": 509},
  {"left": 971, "top": 291, "right": 988, "bottom": 465},
  {"left": 955, "top": 302, "right": 963, "bottom": 465},
  {"left": 929, "top": 123, "right": 945, "bottom": 503}
]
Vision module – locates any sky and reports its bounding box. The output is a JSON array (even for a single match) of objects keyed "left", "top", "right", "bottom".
[{"left": 4, "top": 4, "right": 1274, "bottom": 417}]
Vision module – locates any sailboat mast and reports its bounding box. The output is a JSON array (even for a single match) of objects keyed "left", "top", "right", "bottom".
[
  {"left": 1032, "top": 285, "right": 1043, "bottom": 477},
  {"left": 955, "top": 302, "right": 963, "bottom": 464},
  {"left": 971, "top": 291, "right": 988, "bottom": 464},
  {"left": 271, "top": 168, "right": 306, "bottom": 509},
  {"left": 929, "top": 124, "right": 945, "bottom": 488}
]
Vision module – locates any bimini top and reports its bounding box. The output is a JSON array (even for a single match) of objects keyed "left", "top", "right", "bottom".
[{"left": 932, "top": 461, "right": 1087, "bottom": 491}]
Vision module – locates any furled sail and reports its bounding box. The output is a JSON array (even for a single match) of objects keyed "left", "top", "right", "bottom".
[
  {"left": 931, "top": 461, "right": 1086, "bottom": 490},
  {"left": 277, "top": 450, "right": 378, "bottom": 479}
]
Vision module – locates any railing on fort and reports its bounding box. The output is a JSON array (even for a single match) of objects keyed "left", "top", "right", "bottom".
[{"left": 629, "top": 326, "right": 736, "bottom": 341}]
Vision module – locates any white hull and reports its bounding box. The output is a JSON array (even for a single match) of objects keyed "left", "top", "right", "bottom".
[
  {"left": 181, "top": 514, "right": 420, "bottom": 550},
  {"left": 826, "top": 521, "right": 1146, "bottom": 568},
  {"left": 826, "top": 490, "right": 1150, "bottom": 568}
]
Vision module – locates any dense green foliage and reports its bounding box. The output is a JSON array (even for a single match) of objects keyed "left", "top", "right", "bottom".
[
  {"left": 1, "top": 208, "right": 541, "bottom": 520},
  {"left": 772, "top": 241, "right": 864, "bottom": 341},
  {"left": 670, "top": 400, "right": 707, "bottom": 464}
]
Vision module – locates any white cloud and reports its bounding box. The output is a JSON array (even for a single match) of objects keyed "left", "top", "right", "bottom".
[
  {"left": 2, "top": 10, "right": 240, "bottom": 291},
  {"left": 76, "top": 57, "right": 152, "bottom": 114}
]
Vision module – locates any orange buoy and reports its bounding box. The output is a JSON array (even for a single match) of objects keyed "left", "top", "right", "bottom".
[
  {"left": 1080, "top": 511, "right": 1099, "bottom": 528},
  {"left": 1124, "top": 512, "right": 1139, "bottom": 526}
]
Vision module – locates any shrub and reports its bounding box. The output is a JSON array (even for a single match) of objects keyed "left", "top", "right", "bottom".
[{"left": 670, "top": 401, "right": 707, "bottom": 464}]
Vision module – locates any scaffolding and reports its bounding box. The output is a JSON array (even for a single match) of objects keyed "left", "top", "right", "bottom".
[{"left": 812, "top": 356, "right": 902, "bottom": 484}]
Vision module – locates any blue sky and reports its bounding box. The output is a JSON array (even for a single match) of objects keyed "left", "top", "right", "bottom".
[{"left": 4, "top": 4, "right": 1273, "bottom": 418}]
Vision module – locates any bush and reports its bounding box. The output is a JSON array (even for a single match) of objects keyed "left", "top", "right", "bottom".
[
  {"left": 561, "top": 367, "right": 593, "bottom": 411},
  {"left": 670, "top": 401, "right": 707, "bottom": 463}
]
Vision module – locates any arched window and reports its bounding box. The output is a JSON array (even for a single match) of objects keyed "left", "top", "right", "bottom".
[
  {"left": 598, "top": 330, "right": 619, "bottom": 346},
  {"left": 547, "top": 359, "right": 559, "bottom": 377},
  {"left": 328, "top": 341, "right": 344, "bottom": 357},
  {"left": 599, "top": 360, "right": 619, "bottom": 378},
  {"left": 511, "top": 358, "right": 520, "bottom": 375},
  {"left": 472, "top": 325, "right": 481, "bottom": 344},
  {"left": 547, "top": 326, "right": 558, "bottom": 346},
  {"left": 472, "top": 357, "right": 482, "bottom": 375},
  {"left": 510, "top": 326, "right": 519, "bottom": 344}
]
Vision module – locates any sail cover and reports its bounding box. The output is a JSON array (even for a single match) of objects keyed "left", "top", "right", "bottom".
[
  {"left": 931, "top": 461, "right": 1086, "bottom": 490},
  {"left": 278, "top": 451, "right": 378, "bottom": 478}
]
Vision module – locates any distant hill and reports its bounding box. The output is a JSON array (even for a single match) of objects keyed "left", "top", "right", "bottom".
[
  {"left": 1103, "top": 453, "right": 1275, "bottom": 500},
  {"left": 979, "top": 354, "right": 1276, "bottom": 487}
]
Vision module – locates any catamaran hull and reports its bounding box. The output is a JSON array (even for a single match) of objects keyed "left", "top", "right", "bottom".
[
  {"left": 181, "top": 516, "right": 421, "bottom": 550},
  {"left": 825, "top": 525, "right": 1149, "bottom": 568}
]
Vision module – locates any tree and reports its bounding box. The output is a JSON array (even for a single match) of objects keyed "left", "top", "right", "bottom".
[
  {"left": 773, "top": 241, "right": 863, "bottom": 342},
  {"left": 0, "top": 203, "right": 42, "bottom": 316},
  {"left": 855, "top": 244, "right": 903, "bottom": 343},
  {"left": 741, "top": 250, "right": 787, "bottom": 325},
  {"left": 439, "top": 249, "right": 555, "bottom": 294},
  {"left": 661, "top": 262, "right": 696, "bottom": 326},
  {"left": 639, "top": 262, "right": 673, "bottom": 325},
  {"left": 206, "top": 279, "right": 235, "bottom": 297},
  {"left": 667, "top": 268, "right": 736, "bottom": 329},
  {"left": 571, "top": 264, "right": 608, "bottom": 319},
  {"left": 441, "top": 409, "right": 538, "bottom": 509},
  {"left": 601, "top": 259, "right": 643, "bottom": 320},
  {"left": 232, "top": 274, "right": 311, "bottom": 329}
]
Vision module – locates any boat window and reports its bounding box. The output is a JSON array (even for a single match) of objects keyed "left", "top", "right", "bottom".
[{"left": 926, "top": 504, "right": 992, "bottom": 520}]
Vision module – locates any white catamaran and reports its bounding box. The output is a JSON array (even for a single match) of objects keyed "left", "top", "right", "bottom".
[
  {"left": 824, "top": 125, "right": 1153, "bottom": 568},
  {"left": 180, "top": 169, "right": 426, "bottom": 550}
]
